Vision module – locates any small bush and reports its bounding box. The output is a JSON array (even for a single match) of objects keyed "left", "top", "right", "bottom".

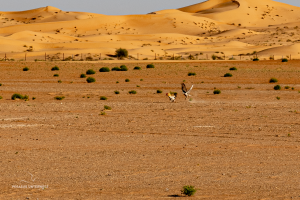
[
  {"left": 86, "top": 77, "right": 96, "bottom": 83},
  {"left": 274, "top": 85, "right": 281, "bottom": 90},
  {"left": 114, "top": 91, "right": 120, "bottom": 94},
  {"left": 100, "top": 112, "right": 106, "bottom": 115},
  {"left": 80, "top": 74, "right": 86, "bottom": 78},
  {"left": 0, "top": 96, "right": 2, "bottom": 99},
  {"left": 58, "top": 80, "right": 62, "bottom": 83},
  {"left": 86, "top": 69, "right": 96, "bottom": 75},
  {"left": 104, "top": 105, "right": 111, "bottom": 110},
  {"left": 269, "top": 78, "right": 278, "bottom": 83},
  {"left": 157, "top": 90, "right": 163, "bottom": 94},
  {"left": 282, "top": 58, "right": 288, "bottom": 62},
  {"left": 285, "top": 86, "right": 290, "bottom": 89},
  {"left": 99, "top": 67, "right": 110, "bottom": 72},
  {"left": 181, "top": 185, "right": 197, "bottom": 196},
  {"left": 213, "top": 89, "right": 221, "bottom": 94},
  {"left": 188, "top": 72, "right": 196, "bottom": 76},
  {"left": 11, "top": 93, "right": 25, "bottom": 100},
  {"left": 253, "top": 58, "right": 259, "bottom": 61},
  {"left": 112, "top": 67, "right": 121, "bottom": 71},
  {"left": 32, "top": 97, "right": 36, "bottom": 100},
  {"left": 53, "top": 74, "right": 59, "bottom": 77},
  {"left": 212, "top": 54, "right": 217, "bottom": 60},
  {"left": 224, "top": 73, "right": 233, "bottom": 77},
  {"left": 100, "top": 96, "right": 107, "bottom": 100},
  {"left": 230, "top": 67, "right": 237, "bottom": 71},
  {"left": 54, "top": 96, "right": 65, "bottom": 100},
  {"left": 23, "top": 67, "right": 29, "bottom": 71},
  {"left": 140, "top": 79, "right": 143, "bottom": 81},
  {"left": 134, "top": 66, "right": 141, "bottom": 70},
  {"left": 0, "top": 83, "right": 2, "bottom": 86},
  {"left": 125, "top": 79, "right": 130, "bottom": 82},
  {"left": 129, "top": 90, "right": 137, "bottom": 94},
  {"left": 120, "top": 65, "right": 128, "bottom": 71},
  {"left": 276, "top": 96, "right": 280, "bottom": 100},
  {"left": 146, "top": 64, "right": 155, "bottom": 68},
  {"left": 51, "top": 66, "right": 59, "bottom": 71}
]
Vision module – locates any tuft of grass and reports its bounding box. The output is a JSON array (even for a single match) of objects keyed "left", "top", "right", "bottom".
[
  {"left": 140, "top": 79, "right": 143, "bottom": 81},
  {"left": 53, "top": 74, "right": 59, "bottom": 77},
  {"left": 51, "top": 66, "right": 59, "bottom": 71},
  {"left": 0, "top": 83, "right": 2, "bottom": 86},
  {"left": 100, "top": 112, "right": 106, "bottom": 115},
  {"left": 86, "top": 69, "right": 96, "bottom": 75},
  {"left": 128, "top": 90, "right": 137, "bottom": 94},
  {"left": 114, "top": 91, "right": 120, "bottom": 94},
  {"left": 80, "top": 74, "right": 86, "bottom": 78},
  {"left": 213, "top": 89, "right": 221, "bottom": 94},
  {"left": 136, "top": 85, "right": 140, "bottom": 87},
  {"left": 285, "top": 86, "right": 290, "bottom": 89},
  {"left": 269, "top": 78, "right": 278, "bottom": 83},
  {"left": 146, "top": 64, "right": 155, "bottom": 68},
  {"left": 125, "top": 79, "right": 130, "bottom": 82},
  {"left": 188, "top": 72, "right": 196, "bottom": 76},
  {"left": 99, "top": 67, "right": 110, "bottom": 72},
  {"left": 23, "top": 67, "right": 29, "bottom": 71},
  {"left": 229, "top": 67, "right": 237, "bottom": 71},
  {"left": 100, "top": 96, "right": 107, "bottom": 100},
  {"left": 157, "top": 90, "right": 163, "bottom": 94},
  {"left": 224, "top": 73, "right": 233, "bottom": 77},
  {"left": 58, "top": 80, "right": 62, "bottom": 83},
  {"left": 274, "top": 85, "right": 281, "bottom": 90},
  {"left": 54, "top": 96, "right": 65, "bottom": 100},
  {"left": 112, "top": 67, "right": 120, "bottom": 71},
  {"left": 181, "top": 185, "right": 197, "bottom": 197},
  {"left": 86, "top": 77, "right": 96, "bottom": 83},
  {"left": 276, "top": 96, "right": 280, "bottom": 100},
  {"left": 32, "top": 97, "right": 36, "bottom": 100},
  {"left": 11, "top": 93, "right": 29, "bottom": 100},
  {"left": 104, "top": 105, "right": 111, "bottom": 110},
  {"left": 134, "top": 66, "right": 141, "bottom": 70},
  {"left": 116, "top": 81, "right": 119, "bottom": 84},
  {"left": 0, "top": 96, "right": 2, "bottom": 100}
]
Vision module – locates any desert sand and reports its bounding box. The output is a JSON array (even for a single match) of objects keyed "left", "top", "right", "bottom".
[
  {"left": 0, "top": 0, "right": 300, "bottom": 60},
  {"left": 0, "top": 60, "right": 300, "bottom": 199}
]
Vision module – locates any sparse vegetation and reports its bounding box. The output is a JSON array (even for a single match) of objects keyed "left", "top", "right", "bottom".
[
  {"left": 100, "top": 112, "right": 106, "bottom": 115},
  {"left": 125, "top": 79, "right": 130, "bottom": 82},
  {"left": 80, "top": 74, "right": 86, "bottom": 78},
  {"left": 285, "top": 86, "right": 290, "bottom": 89},
  {"left": 114, "top": 91, "right": 120, "bottom": 94},
  {"left": 269, "top": 78, "right": 278, "bottom": 83},
  {"left": 99, "top": 67, "right": 110, "bottom": 72},
  {"left": 112, "top": 67, "right": 121, "bottom": 71},
  {"left": 146, "top": 64, "right": 155, "bottom": 68},
  {"left": 134, "top": 66, "right": 141, "bottom": 70},
  {"left": 120, "top": 65, "right": 128, "bottom": 71},
  {"left": 282, "top": 58, "right": 288, "bottom": 62},
  {"left": 100, "top": 96, "right": 107, "bottom": 100},
  {"left": 54, "top": 96, "right": 65, "bottom": 100},
  {"left": 230, "top": 67, "right": 237, "bottom": 71},
  {"left": 213, "top": 89, "right": 221, "bottom": 94},
  {"left": 86, "top": 69, "right": 96, "bottom": 75},
  {"left": 276, "top": 96, "right": 281, "bottom": 100},
  {"left": 53, "top": 74, "right": 59, "bottom": 77},
  {"left": 188, "top": 72, "right": 196, "bottom": 76},
  {"left": 224, "top": 73, "right": 233, "bottom": 77},
  {"left": 0, "top": 96, "right": 2, "bottom": 99},
  {"left": 157, "top": 90, "right": 163, "bottom": 94},
  {"left": 115, "top": 48, "right": 128, "bottom": 59},
  {"left": 274, "top": 85, "right": 281, "bottom": 90},
  {"left": 58, "top": 80, "right": 62, "bottom": 83},
  {"left": 11, "top": 93, "right": 29, "bottom": 100},
  {"left": 51, "top": 66, "right": 59, "bottom": 71},
  {"left": 23, "top": 67, "right": 29, "bottom": 71},
  {"left": 129, "top": 90, "right": 137, "bottom": 94},
  {"left": 86, "top": 77, "right": 96, "bottom": 83},
  {"left": 104, "top": 105, "right": 111, "bottom": 110},
  {"left": 253, "top": 58, "right": 259, "bottom": 61},
  {"left": 181, "top": 185, "right": 197, "bottom": 197}
]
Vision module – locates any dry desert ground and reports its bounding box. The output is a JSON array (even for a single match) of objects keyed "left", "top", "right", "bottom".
[{"left": 0, "top": 60, "right": 300, "bottom": 199}]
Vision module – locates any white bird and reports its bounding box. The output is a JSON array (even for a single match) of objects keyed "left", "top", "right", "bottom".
[
  {"left": 166, "top": 93, "right": 177, "bottom": 102},
  {"left": 181, "top": 83, "right": 193, "bottom": 100}
]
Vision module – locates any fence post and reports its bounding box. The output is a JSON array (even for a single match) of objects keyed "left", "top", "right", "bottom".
[
  {"left": 5, "top": 53, "right": 6, "bottom": 61},
  {"left": 137, "top": 53, "right": 139, "bottom": 60},
  {"left": 63, "top": 53, "right": 64, "bottom": 61},
  {"left": 25, "top": 53, "right": 26, "bottom": 61},
  {"left": 206, "top": 54, "right": 208, "bottom": 60},
  {"left": 155, "top": 53, "right": 156, "bottom": 60},
  {"left": 290, "top": 54, "right": 292, "bottom": 60},
  {"left": 45, "top": 53, "right": 46, "bottom": 61}
]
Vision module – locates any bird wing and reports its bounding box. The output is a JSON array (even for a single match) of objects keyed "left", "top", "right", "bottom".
[
  {"left": 167, "top": 93, "right": 174, "bottom": 98},
  {"left": 181, "top": 83, "right": 187, "bottom": 93},
  {"left": 186, "top": 85, "right": 194, "bottom": 94}
]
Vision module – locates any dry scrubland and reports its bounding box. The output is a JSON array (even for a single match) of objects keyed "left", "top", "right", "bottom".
[
  {"left": 1, "top": 0, "right": 300, "bottom": 60},
  {"left": 0, "top": 60, "right": 300, "bottom": 199}
]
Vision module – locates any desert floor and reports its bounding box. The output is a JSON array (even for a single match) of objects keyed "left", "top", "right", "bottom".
[{"left": 0, "top": 60, "right": 300, "bottom": 199}]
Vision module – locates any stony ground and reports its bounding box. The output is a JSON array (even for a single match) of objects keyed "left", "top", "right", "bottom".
[{"left": 0, "top": 60, "right": 300, "bottom": 199}]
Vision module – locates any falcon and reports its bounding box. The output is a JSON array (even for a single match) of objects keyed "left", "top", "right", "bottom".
[
  {"left": 181, "top": 83, "right": 193, "bottom": 100},
  {"left": 166, "top": 93, "right": 177, "bottom": 102}
]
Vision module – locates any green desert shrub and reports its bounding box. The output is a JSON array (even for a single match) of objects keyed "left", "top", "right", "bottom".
[
  {"left": 54, "top": 96, "right": 65, "bottom": 100},
  {"left": 253, "top": 58, "right": 259, "bottom": 61},
  {"left": 86, "top": 69, "right": 96, "bottom": 75},
  {"left": 134, "top": 66, "right": 141, "bottom": 70},
  {"left": 11, "top": 93, "right": 28, "bottom": 100},
  {"left": 125, "top": 79, "right": 130, "bottom": 82},
  {"left": 115, "top": 48, "right": 128, "bottom": 59},
  {"left": 114, "top": 91, "right": 120, "bottom": 94},
  {"left": 212, "top": 54, "right": 217, "bottom": 60},
  {"left": 112, "top": 67, "right": 121, "bottom": 71},
  {"left": 269, "top": 78, "right": 278, "bottom": 83},
  {"left": 128, "top": 90, "right": 137, "bottom": 94},
  {"left": 213, "top": 89, "right": 221, "bottom": 94},
  {"left": 146, "top": 64, "right": 155, "bottom": 68},
  {"left": 58, "top": 80, "right": 62, "bottom": 83},
  {"left": 120, "top": 65, "right": 128, "bottom": 71},
  {"left": 274, "top": 85, "right": 281, "bottom": 90},
  {"left": 181, "top": 185, "right": 197, "bottom": 197},
  {"left": 23, "top": 67, "right": 29, "bottom": 71},
  {"left": 224, "top": 73, "right": 233, "bottom": 77},
  {"left": 100, "top": 96, "right": 107, "bottom": 100},
  {"left": 53, "top": 74, "right": 59, "bottom": 77},
  {"left": 230, "top": 67, "right": 237, "bottom": 71},
  {"left": 86, "top": 77, "right": 96, "bottom": 83},
  {"left": 99, "top": 67, "right": 110, "bottom": 72},
  {"left": 285, "top": 86, "right": 290, "bottom": 89},
  {"left": 157, "top": 90, "right": 163, "bottom": 94},
  {"left": 188, "top": 72, "right": 196, "bottom": 76},
  {"left": 51, "top": 66, "right": 59, "bottom": 71},
  {"left": 104, "top": 105, "right": 111, "bottom": 110},
  {"left": 80, "top": 74, "right": 86, "bottom": 78},
  {"left": 282, "top": 58, "right": 288, "bottom": 62}
]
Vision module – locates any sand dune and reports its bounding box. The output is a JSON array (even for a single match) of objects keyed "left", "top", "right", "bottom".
[{"left": 0, "top": 0, "right": 300, "bottom": 60}]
